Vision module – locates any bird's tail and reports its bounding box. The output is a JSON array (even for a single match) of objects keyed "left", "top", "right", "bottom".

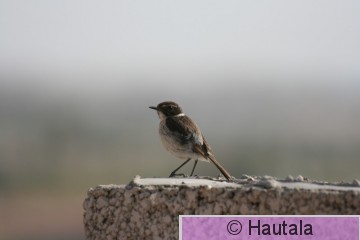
[{"left": 208, "top": 155, "right": 232, "bottom": 180}]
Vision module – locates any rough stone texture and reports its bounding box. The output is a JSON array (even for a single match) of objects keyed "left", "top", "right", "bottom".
[{"left": 83, "top": 175, "right": 360, "bottom": 240}]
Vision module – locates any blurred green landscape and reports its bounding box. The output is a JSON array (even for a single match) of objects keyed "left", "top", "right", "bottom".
[
  {"left": 1, "top": 74, "right": 359, "bottom": 240},
  {"left": 1, "top": 1, "right": 359, "bottom": 239},
  {"left": 1, "top": 75, "right": 359, "bottom": 192}
]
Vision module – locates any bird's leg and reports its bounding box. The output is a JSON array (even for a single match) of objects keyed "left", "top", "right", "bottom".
[
  {"left": 190, "top": 159, "right": 198, "bottom": 176},
  {"left": 169, "top": 158, "right": 191, "bottom": 177}
]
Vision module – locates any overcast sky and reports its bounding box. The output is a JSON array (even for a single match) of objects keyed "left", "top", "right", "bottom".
[{"left": 0, "top": 0, "right": 359, "bottom": 84}]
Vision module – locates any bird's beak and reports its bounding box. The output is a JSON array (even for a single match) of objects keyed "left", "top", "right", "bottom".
[{"left": 149, "top": 106, "right": 157, "bottom": 110}]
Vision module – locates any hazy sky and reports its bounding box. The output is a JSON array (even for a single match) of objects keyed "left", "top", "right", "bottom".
[
  {"left": 0, "top": 1, "right": 360, "bottom": 185},
  {"left": 1, "top": 0, "right": 359, "bottom": 84}
]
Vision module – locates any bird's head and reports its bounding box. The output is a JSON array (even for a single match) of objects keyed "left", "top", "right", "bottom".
[{"left": 149, "top": 101, "right": 183, "bottom": 119}]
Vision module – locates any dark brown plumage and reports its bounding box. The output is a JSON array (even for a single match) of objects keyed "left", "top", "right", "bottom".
[{"left": 149, "top": 101, "right": 232, "bottom": 180}]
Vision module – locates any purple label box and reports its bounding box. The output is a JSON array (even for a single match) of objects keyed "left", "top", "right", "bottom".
[{"left": 180, "top": 216, "right": 359, "bottom": 240}]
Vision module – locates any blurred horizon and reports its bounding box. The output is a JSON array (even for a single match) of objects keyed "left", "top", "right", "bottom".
[
  {"left": 1, "top": 1, "right": 359, "bottom": 239},
  {"left": 1, "top": 74, "right": 360, "bottom": 189}
]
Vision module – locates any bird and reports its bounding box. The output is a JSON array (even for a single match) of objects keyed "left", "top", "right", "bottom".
[{"left": 149, "top": 101, "right": 232, "bottom": 180}]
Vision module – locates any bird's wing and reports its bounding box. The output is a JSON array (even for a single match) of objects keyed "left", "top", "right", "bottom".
[
  {"left": 166, "top": 115, "right": 214, "bottom": 157},
  {"left": 165, "top": 115, "right": 204, "bottom": 146},
  {"left": 166, "top": 116, "right": 232, "bottom": 180},
  {"left": 192, "top": 134, "right": 214, "bottom": 159}
]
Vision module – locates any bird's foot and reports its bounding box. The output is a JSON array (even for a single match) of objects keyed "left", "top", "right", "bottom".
[{"left": 169, "top": 172, "right": 186, "bottom": 178}]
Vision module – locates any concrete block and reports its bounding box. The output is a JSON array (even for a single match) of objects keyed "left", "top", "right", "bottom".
[{"left": 83, "top": 175, "right": 360, "bottom": 240}]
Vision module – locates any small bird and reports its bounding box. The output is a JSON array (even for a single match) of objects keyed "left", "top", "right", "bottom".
[{"left": 149, "top": 101, "right": 232, "bottom": 180}]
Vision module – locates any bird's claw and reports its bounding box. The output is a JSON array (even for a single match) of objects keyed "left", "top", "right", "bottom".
[{"left": 169, "top": 173, "right": 186, "bottom": 178}]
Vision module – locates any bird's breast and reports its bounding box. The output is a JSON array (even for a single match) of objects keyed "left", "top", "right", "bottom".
[{"left": 158, "top": 120, "right": 208, "bottom": 162}]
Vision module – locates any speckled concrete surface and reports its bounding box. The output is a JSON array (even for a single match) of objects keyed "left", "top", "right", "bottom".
[{"left": 83, "top": 175, "right": 360, "bottom": 240}]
